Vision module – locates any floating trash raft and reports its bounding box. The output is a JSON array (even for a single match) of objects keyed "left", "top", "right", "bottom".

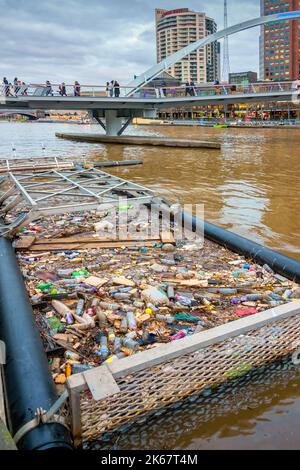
[{"left": 1, "top": 164, "right": 300, "bottom": 447}]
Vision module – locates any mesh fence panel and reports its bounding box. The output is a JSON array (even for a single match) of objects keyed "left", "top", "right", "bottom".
[
  {"left": 77, "top": 312, "right": 300, "bottom": 444},
  {"left": 94, "top": 358, "right": 300, "bottom": 450}
]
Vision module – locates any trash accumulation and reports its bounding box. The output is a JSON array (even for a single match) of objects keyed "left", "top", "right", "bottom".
[{"left": 13, "top": 202, "right": 300, "bottom": 393}]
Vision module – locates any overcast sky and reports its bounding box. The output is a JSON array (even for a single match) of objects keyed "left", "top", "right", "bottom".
[{"left": 0, "top": 0, "right": 260, "bottom": 84}]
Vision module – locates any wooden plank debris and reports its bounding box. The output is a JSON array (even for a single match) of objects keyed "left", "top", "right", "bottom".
[
  {"left": 113, "top": 277, "right": 135, "bottom": 287},
  {"left": 16, "top": 240, "right": 162, "bottom": 252},
  {"left": 14, "top": 236, "right": 36, "bottom": 250},
  {"left": 84, "top": 276, "right": 109, "bottom": 288},
  {"left": 160, "top": 231, "right": 175, "bottom": 244}
]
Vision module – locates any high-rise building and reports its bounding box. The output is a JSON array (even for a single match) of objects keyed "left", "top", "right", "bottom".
[
  {"left": 155, "top": 8, "right": 220, "bottom": 83},
  {"left": 260, "top": 0, "right": 300, "bottom": 81}
]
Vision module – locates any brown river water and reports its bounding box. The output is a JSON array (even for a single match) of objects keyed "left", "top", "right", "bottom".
[{"left": 1, "top": 121, "right": 300, "bottom": 449}]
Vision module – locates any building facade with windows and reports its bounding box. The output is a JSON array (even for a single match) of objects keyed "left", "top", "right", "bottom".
[
  {"left": 260, "top": 0, "right": 300, "bottom": 80},
  {"left": 229, "top": 71, "right": 258, "bottom": 84},
  {"left": 155, "top": 8, "right": 220, "bottom": 83}
]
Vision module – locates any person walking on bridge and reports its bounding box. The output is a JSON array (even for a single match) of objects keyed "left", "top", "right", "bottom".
[
  {"left": 59, "top": 82, "right": 67, "bottom": 96},
  {"left": 109, "top": 80, "right": 115, "bottom": 97},
  {"left": 114, "top": 80, "right": 120, "bottom": 98},
  {"left": 184, "top": 81, "right": 190, "bottom": 97},
  {"left": 21, "top": 81, "right": 28, "bottom": 96},
  {"left": 74, "top": 81, "right": 81, "bottom": 96},
  {"left": 45, "top": 80, "right": 53, "bottom": 96},
  {"left": 190, "top": 81, "right": 196, "bottom": 97},
  {"left": 3, "top": 77, "right": 11, "bottom": 97},
  {"left": 13, "top": 77, "right": 20, "bottom": 97}
]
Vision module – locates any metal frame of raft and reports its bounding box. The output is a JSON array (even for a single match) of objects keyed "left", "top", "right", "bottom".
[
  {"left": 0, "top": 167, "right": 300, "bottom": 449},
  {"left": 0, "top": 166, "right": 155, "bottom": 236}
]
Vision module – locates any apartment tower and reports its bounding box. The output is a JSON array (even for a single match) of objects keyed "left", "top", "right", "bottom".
[
  {"left": 155, "top": 8, "right": 220, "bottom": 83},
  {"left": 260, "top": 0, "right": 300, "bottom": 80}
]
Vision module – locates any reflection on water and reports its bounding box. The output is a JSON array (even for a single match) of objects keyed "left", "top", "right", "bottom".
[
  {"left": 1, "top": 122, "right": 298, "bottom": 258},
  {"left": 1, "top": 121, "right": 300, "bottom": 449}
]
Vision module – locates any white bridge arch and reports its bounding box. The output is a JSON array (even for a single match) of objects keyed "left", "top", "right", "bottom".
[{"left": 127, "top": 11, "right": 300, "bottom": 94}]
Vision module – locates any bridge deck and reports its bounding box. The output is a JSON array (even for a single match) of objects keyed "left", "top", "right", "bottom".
[{"left": 0, "top": 90, "right": 297, "bottom": 112}]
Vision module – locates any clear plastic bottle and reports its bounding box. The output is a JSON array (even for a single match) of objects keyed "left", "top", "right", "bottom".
[
  {"left": 126, "top": 312, "right": 137, "bottom": 330},
  {"left": 114, "top": 337, "right": 122, "bottom": 353},
  {"left": 122, "top": 337, "right": 139, "bottom": 351},
  {"left": 76, "top": 298, "right": 85, "bottom": 317},
  {"left": 108, "top": 328, "right": 115, "bottom": 346},
  {"left": 97, "top": 333, "right": 109, "bottom": 359}
]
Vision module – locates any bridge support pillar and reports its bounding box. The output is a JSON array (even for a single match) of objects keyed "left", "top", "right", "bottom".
[{"left": 105, "top": 110, "right": 124, "bottom": 136}]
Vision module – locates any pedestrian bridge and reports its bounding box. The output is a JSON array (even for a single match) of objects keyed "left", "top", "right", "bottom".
[{"left": 1, "top": 81, "right": 298, "bottom": 135}]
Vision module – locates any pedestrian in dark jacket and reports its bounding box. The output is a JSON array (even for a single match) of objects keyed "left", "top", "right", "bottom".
[
  {"left": 185, "top": 81, "right": 190, "bottom": 96},
  {"left": 45, "top": 80, "right": 53, "bottom": 96},
  {"left": 114, "top": 80, "right": 120, "bottom": 98},
  {"left": 59, "top": 82, "right": 67, "bottom": 96},
  {"left": 14, "top": 77, "right": 20, "bottom": 96},
  {"left": 74, "top": 81, "right": 81, "bottom": 96},
  {"left": 3, "top": 77, "right": 10, "bottom": 96},
  {"left": 190, "top": 81, "right": 196, "bottom": 96}
]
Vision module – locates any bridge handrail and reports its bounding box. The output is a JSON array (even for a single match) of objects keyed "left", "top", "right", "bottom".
[{"left": 0, "top": 81, "right": 297, "bottom": 99}]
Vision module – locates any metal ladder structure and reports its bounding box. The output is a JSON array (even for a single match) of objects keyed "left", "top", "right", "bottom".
[{"left": 0, "top": 165, "right": 155, "bottom": 237}]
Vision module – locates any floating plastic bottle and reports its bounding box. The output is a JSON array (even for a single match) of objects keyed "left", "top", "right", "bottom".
[
  {"left": 245, "top": 294, "right": 263, "bottom": 301},
  {"left": 167, "top": 285, "right": 175, "bottom": 300},
  {"left": 126, "top": 331, "right": 137, "bottom": 340},
  {"left": 114, "top": 337, "right": 122, "bottom": 353},
  {"left": 108, "top": 328, "right": 115, "bottom": 345},
  {"left": 174, "top": 294, "right": 193, "bottom": 306},
  {"left": 119, "top": 316, "right": 128, "bottom": 334},
  {"left": 156, "top": 314, "right": 175, "bottom": 324},
  {"left": 72, "top": 364, "right": 94, "bottom": 374},
  {"left": 113, "top": 293, "right": 131, "bottom": 301},
  {"left": 64, "top": 351, "right": 80, "bottom": 361},
  {"left": 99, "top": 302, "right": 120, "bottom": 310},
  {"left": 194, "top": 322, "right": 204, "bottom": 333},
  {"left": 126, "top": 312, "right": 137, "bottom": 330},
  {"left": 76, "top": 298, "right": 85, "bottom": 317},
  {"left": 37, "top": 283, "right": 53, "bottom": 291},
  {"left": 96, "top": 333, "right": 109, "bottom": 359},
  {"left": 170, "top": 330, "right": 188, "bottom": 341},
  {"left": 263, "top": 264, "right": 275, "bottom": 274},
  {"left": 219, "top": 288, "right": 238, "bottom": 295},
  {"left": 122, "top": 337, "right": 139, "bottom": 351},
  {"left": 52, "top": 300, "right": 74, "bottom": 325}
]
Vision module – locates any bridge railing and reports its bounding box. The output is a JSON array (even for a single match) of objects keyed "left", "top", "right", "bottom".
[{"left": 0, "top": 81, "right": 296, "bottom": 100}]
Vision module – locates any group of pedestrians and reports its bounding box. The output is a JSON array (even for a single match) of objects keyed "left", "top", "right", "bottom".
[
  {"left": 49, "top": 81, "right": 81, "bottom": 97},
  {"left": 105, "top": 80, "right": 120, "bottom": 97},
  {"left": 155, "top": 80, "right": 197, "bottom": 98},
  {"left": 2, "top": 77, "right": 28, "bottom": 97}
]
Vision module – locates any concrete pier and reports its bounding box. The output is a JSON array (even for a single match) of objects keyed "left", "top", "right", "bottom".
[{"left": 56, "top": 133, "right": 221, "bottom": 149}]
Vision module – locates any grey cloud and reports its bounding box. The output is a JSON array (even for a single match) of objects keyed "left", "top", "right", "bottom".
[{"left": 0, "top": 0, "right": 260, "bottom": 84}]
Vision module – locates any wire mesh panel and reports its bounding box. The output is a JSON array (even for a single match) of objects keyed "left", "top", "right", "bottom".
[{"left": 68, "top": 301, "right": 300, "bottom": 445}]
